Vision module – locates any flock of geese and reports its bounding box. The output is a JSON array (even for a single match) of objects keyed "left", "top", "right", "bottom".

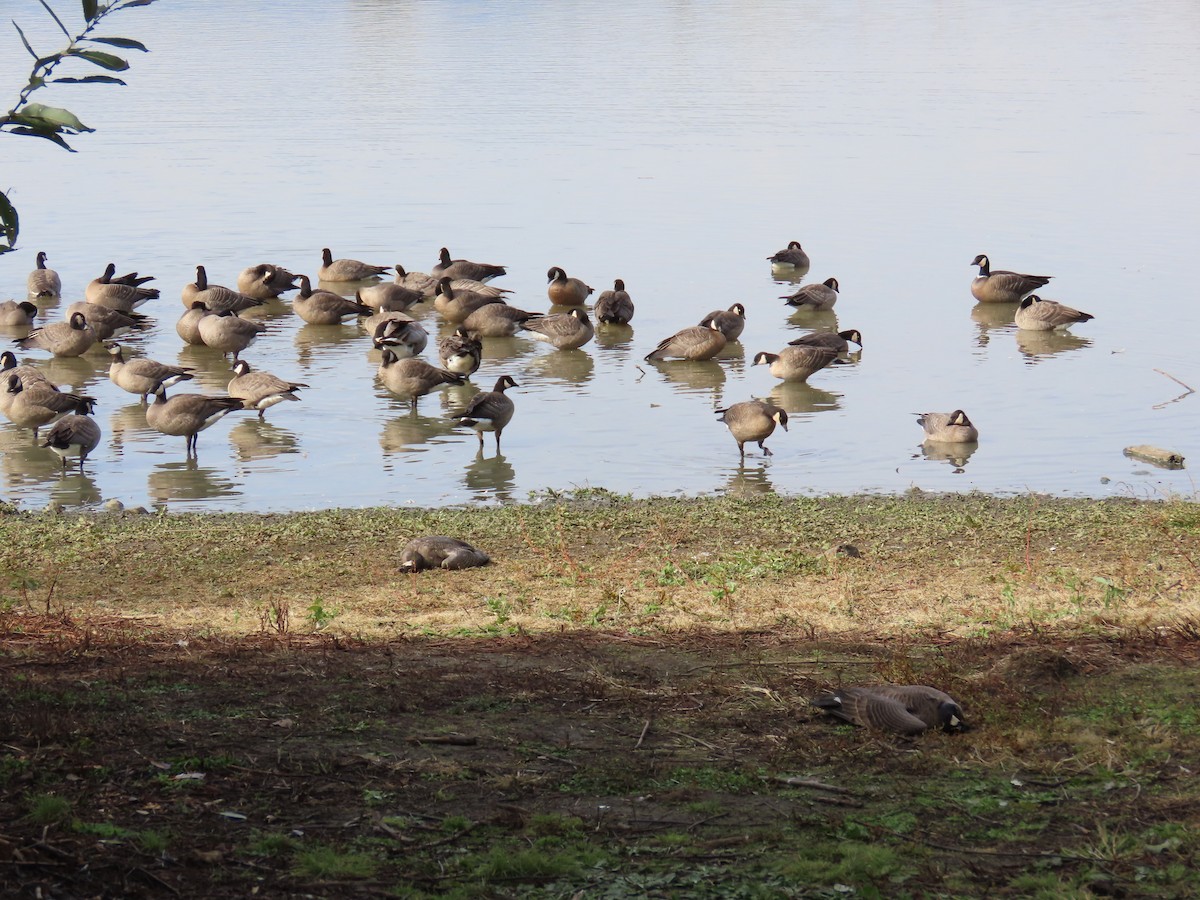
[{"left": 2, "top": 243, "right": 1094, "bottom": 474}]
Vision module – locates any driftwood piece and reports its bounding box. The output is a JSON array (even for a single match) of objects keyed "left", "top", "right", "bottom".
[{"left": 1123, "top": 445, "right": 1185, "bottom": 469}]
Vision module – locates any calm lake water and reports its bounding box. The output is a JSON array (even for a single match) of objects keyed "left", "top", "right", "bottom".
[{"left": 2, "top": 1, "right": 1199, "bottom": 511}]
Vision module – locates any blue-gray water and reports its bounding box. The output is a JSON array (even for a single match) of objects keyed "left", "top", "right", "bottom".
[{"left": 2, "top": 1, "right": 1198, "bottom": 510}]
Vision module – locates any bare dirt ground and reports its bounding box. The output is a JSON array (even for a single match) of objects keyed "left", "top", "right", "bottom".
[{"left": 3, "top": 613, "right": 1199, "bottom": 899}]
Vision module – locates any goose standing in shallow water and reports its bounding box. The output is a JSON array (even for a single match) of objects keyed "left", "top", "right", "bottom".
[
  {"left": 227, "top": 360, "right": 308, "bottom": 418},
  {"left": 438, "top": 327, "right": 483, "bottom": 378},
  {"left": 14, "top": 311, "right": 97, "bottom": 357},
  {"left": 433, "top": 278, "right": 506, "bottom": 324},
  {"left": 41, "top": 413, "right": 101, "bottom": 473},
  {"left": 788, "top": 329, "right": 863, "bottom": 354},
  {"left": 293, "top": 275, "right": 371, "bottom": 324},
  {"left": 916, "top": 410, "right": 978, "bottom": 443},
  {"left": 520, "top": 308, "right": 594, "bottom": 350},
  {"left": 455, "top": 375, "right": 518, "bottom": 451},
  {"left": 716, "top": 400, "right": 788, "bottom": 460},
  {"left": 781, "top": 277, "right": 839, "bottom": 310},
  {"left": 1014, "top": 295, "right": 1094, "bottom": 331},
  {"left": 27, "top": 252, "right": 62, "bottom": 299},
  {"left": 85, "top": 263, "right": 160, "bottom": 311},
  {"left": 432, "top": 247, "right": 507, "bottom": 283},
  {"left": 197, "top": 310, "right": 267, "bottom": 360},
  {"left": 399, "top": 536, "right": 491, "bottom": 572},
  {"left": 318, "top": 248, "right": 390, "bottom": 282},
  {"left": 752, "top": 345, "right": 841, "bottom": 382},
  {"left": 377, "top": 348, "right": 464, "bottom": 410},
  {"left": 699, "top": 303, "right": 747, "bottom": 341},
  {"left": 145, "top": 385, "right": 243, "bottom": 456},
  {"left": 767, "top": 241, "right": 810, "bottom": 275},
  {"left": 369, "top": 315, "right": 428, "bottom": 357},
  {"left": 462, "top": 302, "right": 537, "bottom": 338},
  {"left": 108, "top": 344, "right": 194, "bottom": 403},
  {"left": 546, "top": 267, "right": 594, "bottom": 306},
  {"left": 811, "top": 685, "right": 969, "bottom": 735},
  {"left": 237, "top": 264, "right": 299, "bottom": 300},
  {"left": 594, "top": 279, "right": 634, "bottom": 325},
  {"left": 644, "top": 321, "right": 726, "bottom": 361},
  {"left": 65, "top": 302, "right": 149, "bottom": 341},
  {"left": 4, "top": 374, "right": 95, "bottom": 439},
  {"left": 970, "top": 254, "right": 1051, "bottom": 303},
  {"left": 182, "top": 265, "right": 260, "bottom": 313},
  {"left": 0, "top": 301, "right": 38, "bottom": 327}
]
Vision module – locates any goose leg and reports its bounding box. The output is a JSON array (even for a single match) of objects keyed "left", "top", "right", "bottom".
[{"left": 761, "top": 442, "right": 772, "bottom": 456}]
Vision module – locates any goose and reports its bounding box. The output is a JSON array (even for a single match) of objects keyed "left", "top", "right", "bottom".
[
  {"left": 371, "top": 316, "right": 429, "bottom": 356},
  {"left": 228, "top": 360, "right": 307, "bottom": 418},
  {"left": 40, "top": 413, "right": 101, "bottom": 472},
  {"left": 182, "top": 265, "right": 260, "bottom": 313},
  {"left": 438, "top": 326, "right": 483, "bottom": 377},
  {"left": 431, "top": 247, "right": 506, "bottom": 283},
  {"left": 594, "top": 279, "right": 634, "bottom": 325},
  {"left": 520, "top": 308, "right": 594, "bottom": 349},
  {"left": 752, "top": 345, "right": 841, "bottom": 382},
  {"left": 433, "top": 277, "right": 506, "bottom": 324},
  {"left": 318, "top": 248, "right": 390, "bottom": 282},
  {"left": 970, "top": 254, "right": 1051, "bottom": 303},
  {"left": 293, "top": 275, "right": 371, "bottom": 324},
  {"left": 197, "top": 309, "right": 267, "bottom": 360},
  {"left": 716, "top": 400, "right": 788, "bottom": 460},
  {"left": 399, "top": 536, "right": 491, "bottom": 572},
  {"left": 455, "top": 374, "right": 518, "bottom": 451},
  {"left": 0, "top": 301, "right": 38, "bottom": 327},
  {"left": 1014, "top": 294, "right": 1094, "bottom": 331},
  {"left": 781, "top": 277, "right": 839, "bottom": 310},
  {"left": 145, "top": 384, "right": 243, "bottom": 455},
  {"left": 176, "top": 301, "right": 210, "bottom": 345},
  {"left": 546, "top": 267, "right": 594, "bottom": 306},
  {"left": 767, "top": 240, "right": 810, "bottom": 273},
  {"left": 377, "top": 348, "right": 464, "bottom": 410},
  {"left": 811, "top": 685, "right": 969, "bottom": 735},
  {"left": 463, "top": 302, "right": 538, "bottom": 338},
  {"left": 85, "top": 263, "right": 160, "bottom": 311},
  {"left": 14, "top": 311, "right": 97, "bottom": 357},
  {"left": 237, "top": 263, "right": 300, "bottom": 300},
  {"left": 788, "top": 329, "right": 863, "bottom": 353},
  {"left": 356, "top": 282, "right": 425, "bottom": 312},
  {"left": 3, "top": 374, "right": 95, "bottom": 438},
  {"left": 644, "top": 321, "right": 727, "bottom": 361},
  {"left": 393, "top": 264, "right": 441, "bottom": 297},
  {"left": 916, "top": 409, "right": 978, "bottom": 443},
  {"left": 699, "top": 303, "right": 747, "bottom": 341},
  {"left": 361, "top": 307, "right": 415, "bottom": 334},
  {"left": 27, "top": 251, "right": 62, "bottom": 298},
  {"left": 0, "top": 350, "right": 50, "bottom": 389},
  {"left": 107, "top": 344, "right": 194, "bottom": 402},
  {"left": 64, "top": 301, "right": 149, "bottom": 341}
]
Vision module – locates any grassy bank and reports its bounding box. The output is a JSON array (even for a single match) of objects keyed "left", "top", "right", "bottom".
[
  {"left": 2, "top": 492, "right": 1199, "bottom": 639},
  {"left": 3, "top": 494, "right": 1200, "bottom": 897}
]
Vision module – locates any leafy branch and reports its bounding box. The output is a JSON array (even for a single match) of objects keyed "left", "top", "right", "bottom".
[{"left": 0, "top": 0, "right": 156, "bottom": 254}]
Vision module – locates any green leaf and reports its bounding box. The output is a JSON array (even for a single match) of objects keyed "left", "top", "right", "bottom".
[
  {"left": 12, "top": 20, "right": 38, "bottom": 59},
  {"left": 51, "top": 75, "right": 127, "bottom": 85},
  {"left": 0, "top": 190, "right": 19, "bottom": 249},
  {"left": 18, "top": 103, "right": 95, "bottom": 133},
  {"left": 69, "top": 49, "right": 130, "bottom": 71},
  {"left": 36, "top": 0, "right": 71, "bottom": 38},
  {"left": 8, "top": 127, "right": 75, "bottom": 151},
  {"left": 87, "top": 36, "right": 148, "bottom": 51},
  {"left": 82, "top": 0, "right": 99, "bottom": 20}
]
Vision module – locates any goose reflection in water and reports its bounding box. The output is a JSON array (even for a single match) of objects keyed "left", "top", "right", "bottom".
[
  {"left": 524, "top": 348, "right": 594, "bottom": 385},
  {"left": 594, "top": 322, "right": 634, "bottom": 353},
  {"left": 646, "top": 359, "right": 727, "bottom": 397},
  {"left": 379, "top": 412, "right": 458, "bottom": 453},
  {"left": 970, "top": 301, "right": 1018, "bottom": 349},
  {"left": 1016, "top": 329, "right": 1093, "bottom": 363},
  {"left": 0, "top": 426, "right": 101, "bottom": 496},
  {"left": 175, "top": 344, "right": 236, "bottom": 392},
  {"left": 48, "top": 471, "right": 103, "bottom": 505},
  {"left": 41, "top": 355, "right": 104, "bottom": 392},
  {"left": 786, "top": 307, "right": 839, "bottom": 332},
  {"left": 294, "top": 322, "right": 363, "bottom": 367},
  {"left": 463, "top": 450, "right": 516, "bottom": 502},
  {"left": 148, "top": 459, "right": 240, "bottom": 504},
  {"left": 918, "top": 440, "right": 980, "bottom": 471},
  {"left": 109, "top": 403, "right": 154, "bottom": 454},
  {"left": 767, "top": 381, "right": 842, "bottom": 417},
  {"left": 721, "top": 462, "right": 777, "bottom": 498},
  {"left": 228, "top": 418, "right": 300, "bottom": 462}
]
